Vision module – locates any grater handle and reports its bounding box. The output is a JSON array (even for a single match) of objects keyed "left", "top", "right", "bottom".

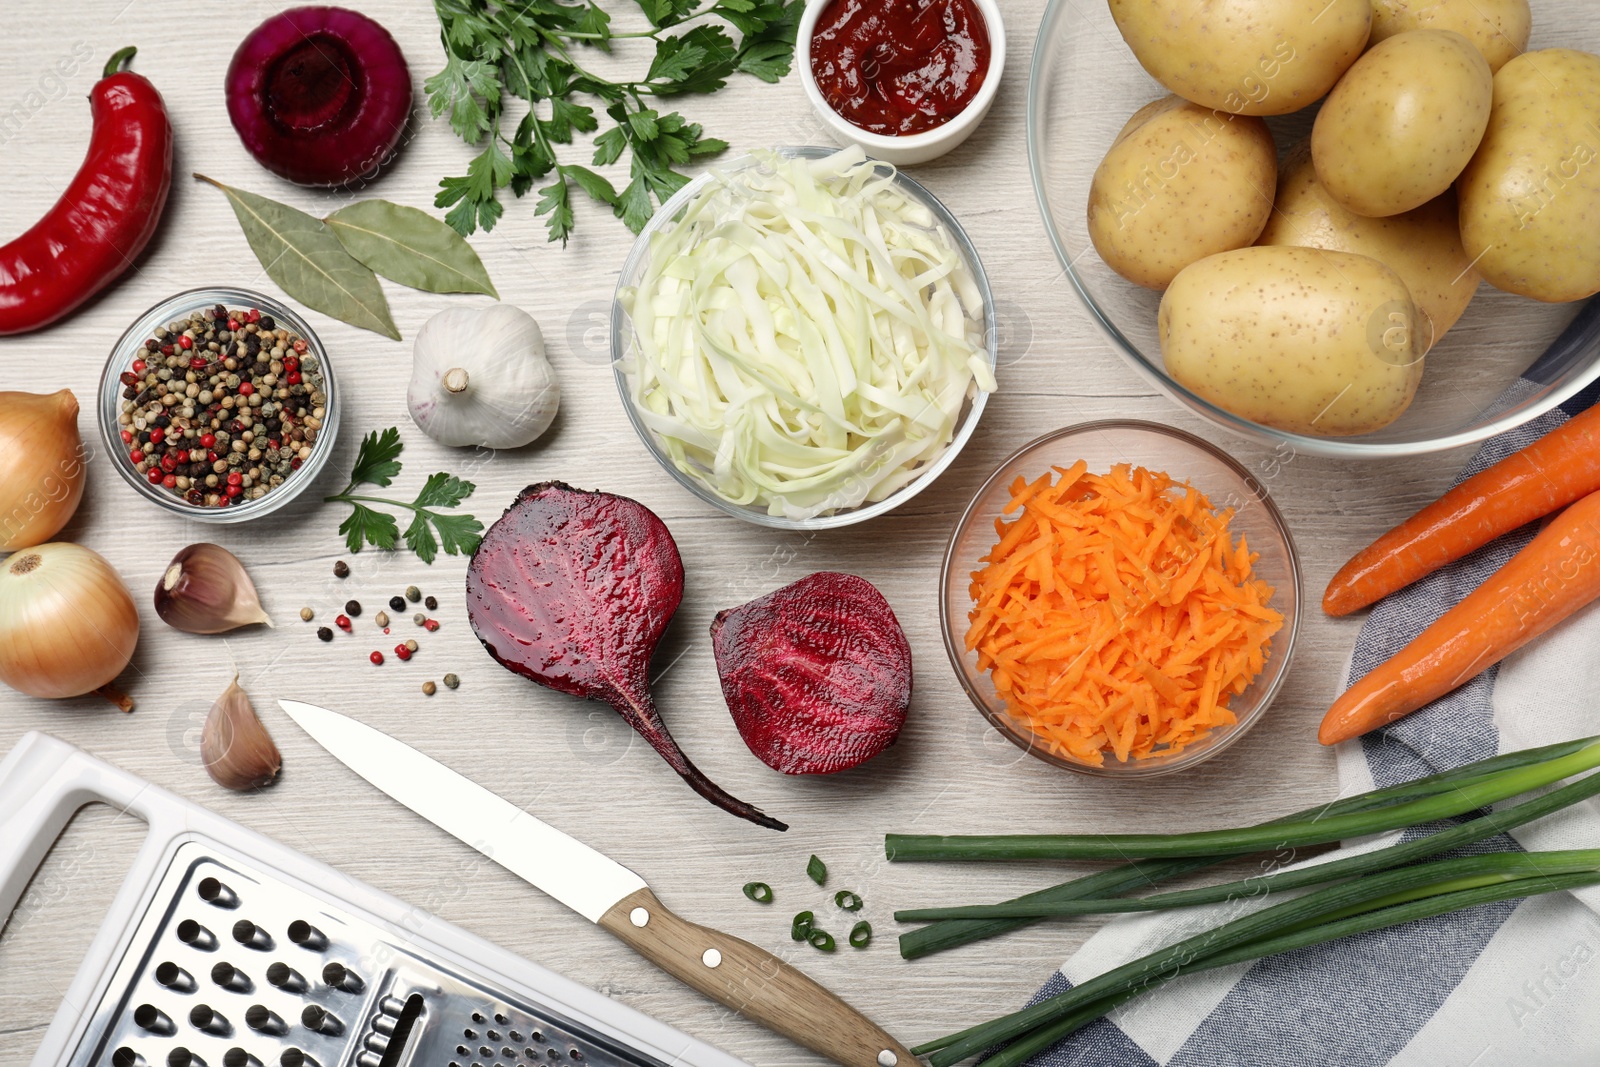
[{"left": 599, "top": 887, "right": 915, "bottom": 1067}]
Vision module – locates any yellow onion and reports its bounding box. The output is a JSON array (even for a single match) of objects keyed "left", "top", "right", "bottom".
[
  {"left": 0, "top": 543, "right": 138, "bottom": 709},
  {"left": 0, "top": 389, "right": 86, "bottom": 551}
]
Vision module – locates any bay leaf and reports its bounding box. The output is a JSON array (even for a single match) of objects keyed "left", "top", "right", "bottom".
[
  {"left": 196, "top": 175, "right": 401, "bottom": 341},
  {"left": 325, "top": 200, "right": 499, "bottom": 298}
]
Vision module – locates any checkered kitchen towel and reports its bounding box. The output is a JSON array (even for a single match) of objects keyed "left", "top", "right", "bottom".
[{"left": 1025, "top": 300, "right": 1600, "bottom": 1067}]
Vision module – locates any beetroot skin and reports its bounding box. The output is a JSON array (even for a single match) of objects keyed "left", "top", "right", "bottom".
[
  {"left": 467, "top": 482, "right": 786, "bottom": 831},
  {"left": 712, "top": 572, "right": 912, "bottom": 775},
  {"left": 226, "top": 6, "right": 412, "bottom": 187}
]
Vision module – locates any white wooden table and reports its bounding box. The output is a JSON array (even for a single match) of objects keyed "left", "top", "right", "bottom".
[{"left": 0, "top": 3, "right": 1475, "bottom": 1064}]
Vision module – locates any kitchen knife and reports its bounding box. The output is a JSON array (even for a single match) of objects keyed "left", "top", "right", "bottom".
[{"left": 279, "top": 699, "right": 913, "bottom": 1067}]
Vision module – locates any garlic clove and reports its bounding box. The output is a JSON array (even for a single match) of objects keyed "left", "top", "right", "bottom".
[
  {"left": 154, "top": 543, "right": 272, "bottom": 634},
  {"left": 201, "top": 676, "right": 282, "bottom": 790}
]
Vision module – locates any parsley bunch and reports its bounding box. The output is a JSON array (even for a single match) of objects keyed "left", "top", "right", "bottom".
[
  {"left": 326, "top": 428, "right": 485, "bottom": 563},
  {"left": 426, "top": 0, "right": 802, "bottom": 244}
]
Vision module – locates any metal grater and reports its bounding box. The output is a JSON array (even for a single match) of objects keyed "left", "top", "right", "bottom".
[{"left": 0, "top": 733, "right": 749, "bottom": 1067}]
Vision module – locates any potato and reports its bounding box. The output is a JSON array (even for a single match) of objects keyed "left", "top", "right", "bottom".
[
  {"left": 1087, "top": 97, "right": 1277, "bottom": 290},
  {"left": 1313, "top": 31, "right": 1492, "bottom": 218},
  {"left": 1159, "top": 247, "right": 1424, "bottom": 437},
  {"left": 1109, "top": 0, "right": 1370, "bottom": 116},
  {"left": 1459, "top": 49, "right": 1600, "bottom": 303},
  {"left": 1371, "top": 0, "right": 1531, "bottom": 74},
  {"left": 1257, "top": 142, "right": 1479, "bottom": 349}
]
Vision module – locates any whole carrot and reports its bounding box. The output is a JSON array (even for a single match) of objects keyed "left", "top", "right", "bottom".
[
  {"left": 1320, "top": 487, "right": 1600, "bottom": 745},
  {"left": 1324, "top": 403, "right": 1600, "bottom": 616}
]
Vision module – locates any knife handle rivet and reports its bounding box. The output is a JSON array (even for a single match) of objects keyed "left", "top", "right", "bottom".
[
  {"left": 701, "top": 948, "right": 722, "bottom": 968},
  {"left": 877, "top": 1051, "right": 898, "bottom": 1067},
  {"left": 629, "top": 907, "right": 650, "bottom": 928}
]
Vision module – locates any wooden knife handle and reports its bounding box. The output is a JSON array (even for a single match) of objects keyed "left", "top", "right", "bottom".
[{"left": 599, "top": 887, "right": 914, "bottom": 1067}]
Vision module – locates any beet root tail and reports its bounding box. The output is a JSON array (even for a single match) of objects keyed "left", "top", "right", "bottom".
[{"left": 610, "top": 689, "right": 788, "bottom": 831}]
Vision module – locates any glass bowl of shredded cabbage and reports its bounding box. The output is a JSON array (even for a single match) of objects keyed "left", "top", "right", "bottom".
[{"left": 611, "top": 145, "right": 999, "bottom": 528}]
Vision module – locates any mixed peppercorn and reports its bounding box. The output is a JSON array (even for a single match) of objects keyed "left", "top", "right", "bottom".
[
  {"left": 308, "top": 564, "right": 459, "bottom": 696},
  {"left": 115, "top": 304, "right": 326, "bottom": 508}
]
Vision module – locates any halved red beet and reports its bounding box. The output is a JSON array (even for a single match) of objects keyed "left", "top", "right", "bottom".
[
  {"left": 226, "top": 7, "right": 412, "bottom": 187},
  {"left": 711, "top": 572, "right": 912, "bottom": 775},
  {"left": 467, "top": 482, "right": 786, "bottom": 831}
]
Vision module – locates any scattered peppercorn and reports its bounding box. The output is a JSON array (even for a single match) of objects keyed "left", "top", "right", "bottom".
[
  {"left": 413, "top": 613, "right": 427, "bottom": 626},
  {"left": 404, "top": 639, "right": 419, "bottom": 653},
  {"left": 344, "top": 599, "right": 362, "bottom": 617},
  {"left": 405, "top": 585, "right": 421, "bottom": 603},
  {"left": 422, "top": 680, "right": 437, "bottom": 696},
  {"left": 443, "top": 673, "right": 460, "bottom": 689},
  {"left": 299, "top": 607, "right": 314, "bottom": 622},
  {"left": 424, "top": 618, "right": 441, "bottom": 632},
  {"left": 394, "top": 644, "right": 412, "bottom": 661},
  {"left": 317, "top": 626, "right": 333, "bottom": 642},
  {"left": 370, "top": 651, "right": 384, "bottom": 665},
  {"left": 335, "top": 614, "right": 352, "bottom": 632},
  {"left": 375, "top": 611, "right": 390, "bottom": 628},
  {"left": 333, "top": 560, "right": 350, "bottom": 578},
  {"left": 388, "top": 595, "right": 406, "bottom": 612},
  {"left": 113, "top": 304, "right": 326, "bottom": 509},
  {"left": 424, "top": 595, "right": 438, "bottom": 611}
]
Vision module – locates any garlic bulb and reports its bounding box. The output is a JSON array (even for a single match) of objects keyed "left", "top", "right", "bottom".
[
  {"left": 155, "top": 543, "right": 271, "bottom": 634},
  {"left": 407, "top": 304, "right": 560, "bottom": 449},
  {"left": 0, "top": 389, "right": 86, "bottom": 551},
  {"left": 202, "top": 676, "right": 281, "bottom": 790},
  {"left": 0, "top": 542, "right": 138, "bottom": 708}
]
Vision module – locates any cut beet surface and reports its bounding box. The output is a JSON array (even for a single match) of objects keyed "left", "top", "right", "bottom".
[
  {"left": 226, "top": 6, "right": 412, "bottom": 187},
  {"left": 466, "top": 482, "right": 787, "bottom": 831},
  {"left": 712, "top": 572, "right": 912, "bottom": 775}
]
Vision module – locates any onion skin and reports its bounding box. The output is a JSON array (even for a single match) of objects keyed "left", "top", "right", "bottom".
[
  {"left": 0, "top": 390, "right": 86, "bottom": 551},
  {"left": 0, "top": 543, "right": 138, "bottom": 702}
]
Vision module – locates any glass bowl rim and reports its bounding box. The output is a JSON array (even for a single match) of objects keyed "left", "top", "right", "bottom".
[
  {"left": 97, "top": 285, "right": 341, "bottom": 524},
  {"left": 1023, "top": 0, "right": 1600, "bottom": 459},
  {"left": 609, "top": 144, "right": 999, "bottom": 530},
  {"left": 938, "top": 418, "right": 1304, "bottom": 778}
]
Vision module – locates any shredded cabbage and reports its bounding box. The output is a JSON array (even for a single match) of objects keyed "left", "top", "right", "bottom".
[{"left": 618, "top": 146, "right": 997, "bottom": 521}]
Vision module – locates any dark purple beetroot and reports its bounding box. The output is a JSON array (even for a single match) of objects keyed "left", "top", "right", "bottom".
[
  {"left": 226, "top": 7, "right": 412, "bottom": 187},
  {"left": 711, "top": 572, "right": 911, "bottom": 775},
  {"left": 466, "top": 482, "right": 786, "bottom": 831}
]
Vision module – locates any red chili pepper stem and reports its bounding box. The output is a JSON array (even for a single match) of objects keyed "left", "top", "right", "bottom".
[{"left": 104, "top": 46, "right": 138, "bottom": 79}]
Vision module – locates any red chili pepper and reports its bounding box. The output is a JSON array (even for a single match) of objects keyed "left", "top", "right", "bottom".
[{"left": 0, "top": 48, "right": 172, "bottom": 335}]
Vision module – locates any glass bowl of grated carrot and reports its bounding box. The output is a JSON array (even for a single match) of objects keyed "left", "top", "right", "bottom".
[{"left": 941, "top": 421, "right": 1301, "bottom": 777}]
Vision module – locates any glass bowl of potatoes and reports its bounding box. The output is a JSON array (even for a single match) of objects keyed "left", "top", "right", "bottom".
[{"left": 1028, "top": 0, "right": 1600, "bottom": 457}]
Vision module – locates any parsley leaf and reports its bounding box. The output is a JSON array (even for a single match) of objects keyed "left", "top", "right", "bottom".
[
  {"left": 326, "top": 428, "right": 483, "bottom": 562},
  {"left": 426, "top": 0, "right": 801, "bottom": 243}
]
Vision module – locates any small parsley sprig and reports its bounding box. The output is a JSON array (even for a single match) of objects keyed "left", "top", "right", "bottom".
[
  {"left": 325, "top": 428, "right": 485, "bottom": 564},
  {"left": 426, "top": 0, "right": 802, "bottom": 245}
]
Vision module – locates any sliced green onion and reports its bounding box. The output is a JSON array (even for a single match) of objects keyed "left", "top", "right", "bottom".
[
  {"left": 895, "top": 764, "right": 1600, "bottom": 922},
  {"left": 889, "top": 741, "right": 1600, "bottom": 864},
  {"left": 790, "top": 910, "right": 814, "bottom": 942},
  {"left": 835, "top": 890, "right": 863, "bottom": 911},
  {"left": 742, "top": 881, "right": 773, "bottom": 904},
  {"left": 618, "top": 146, "right": 995, "bottom": 521},
  {"left": 807, "top": 854, "right": 827, "bottom": 886},
  {"left": 896, "top": 737, "right": 1600, "bottom": 959},
  {"left": 849, "top": 921, "right": 873, "bottom": 949},
  {"left": 918, "top": 850, "right": 1600, "bottom": 1066},
  {"left": 808, "top": 929, "right": 837, "bottom": 952}
]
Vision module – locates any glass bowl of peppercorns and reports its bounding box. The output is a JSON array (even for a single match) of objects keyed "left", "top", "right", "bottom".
[{"left": 98, "top": 287, "right": 340, "bottom": 522}]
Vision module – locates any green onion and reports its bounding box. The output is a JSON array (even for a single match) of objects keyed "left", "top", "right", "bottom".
[
  {"left": 807, "top": 854, "right": 827, "bottom": 886},
  {"left": 894, "top": 765, "right": 1600, "bottom": 922},
  {"left": 897, "top": 736, "right": 1597, "bottom": 959},
  {"left": 967, "top": 870, "right": 1600, "bottom": 1067},
  {"left": 917, "top": 850, "right": 1600, "bottom": 1065},
  {"left": 835, "top": 890, "right": 863, "bottom": 911},
  {"left": 888, "top": 741, "right": 1600, "bottom": 864},
  {"left": 742, "top": 881, "right": 773, "bottom": 904},
  {"left": 790, "top": 910, "right": 814, "bottom": 942},
  {"left": 808, "top": 929, "right": 837, "bottom": 952},
  {"left": 849, "top": 921, "right": 873, "bottom": 949}
]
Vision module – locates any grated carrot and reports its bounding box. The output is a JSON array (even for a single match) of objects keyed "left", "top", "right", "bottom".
[{"left": 967, "top": 463, "right": 1284, "bottom": 766}]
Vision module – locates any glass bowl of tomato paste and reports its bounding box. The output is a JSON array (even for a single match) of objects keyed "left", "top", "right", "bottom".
[
  {"left": 798, "top": 0, "right": 1006, "bottom": 165},
  {"left": 940, "top": 420, "right": 1302, "bottom": 778}
]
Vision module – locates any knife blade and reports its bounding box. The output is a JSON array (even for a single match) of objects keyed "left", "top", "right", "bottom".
[{"left": 279, "top": 699, "right": 913, "bottom": 1067}]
